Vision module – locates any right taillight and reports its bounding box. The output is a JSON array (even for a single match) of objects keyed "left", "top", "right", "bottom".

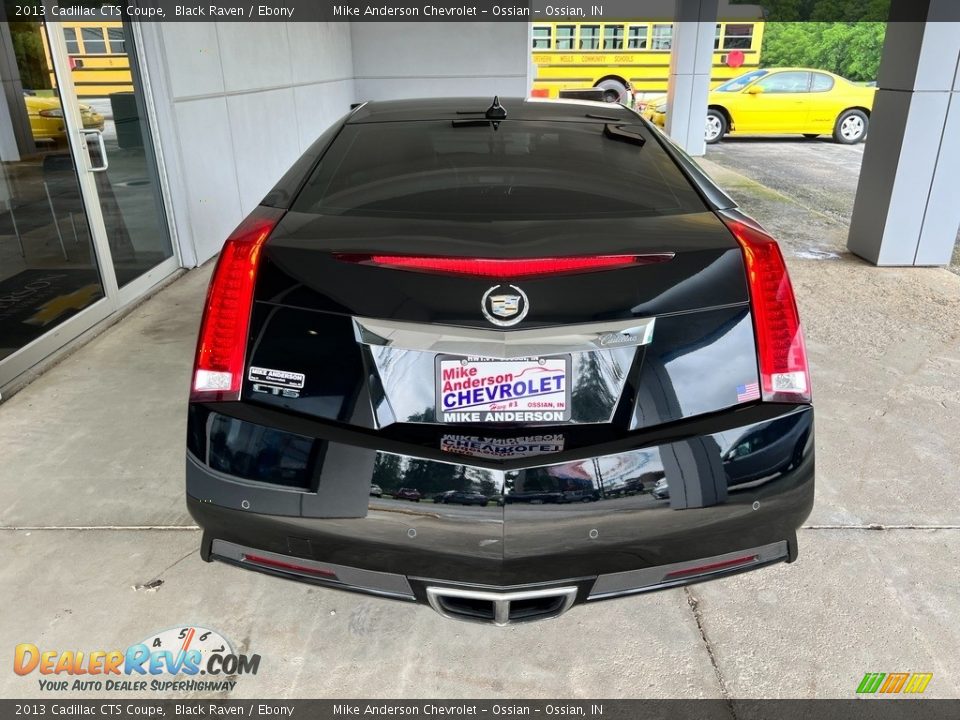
[
  {"left": 723, "top": 216, "right": 811, "bottom": 403},
  {"left": 190, "top": 206, "right": 284, "bottom": 402}
]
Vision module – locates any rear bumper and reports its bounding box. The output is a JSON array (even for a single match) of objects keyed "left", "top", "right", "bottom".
[{"left": 187, "top": 404, "right": 814, "bottom": 620}]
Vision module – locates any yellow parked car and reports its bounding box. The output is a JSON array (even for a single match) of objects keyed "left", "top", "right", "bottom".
[
  {"left": 641, "top": 68, "right": 876, "bottom": 144},
  {"left": 24, "top": 93, "right": 105, "bottom": 144}
]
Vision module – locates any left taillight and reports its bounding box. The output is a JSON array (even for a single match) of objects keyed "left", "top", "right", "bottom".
[
  {"left": 722, "top": 214, "right": 811, "bottom": 404},
  {"left": 190, "top": 206, "right": 284, "bottom": 402}
]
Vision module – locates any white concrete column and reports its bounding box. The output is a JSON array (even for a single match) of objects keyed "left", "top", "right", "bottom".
[
  {"left": 665, "top": 0, "right": 719, "bottom": 156},
  {"left": 847, "top": 4, "right": 960, "bottom": 266}
]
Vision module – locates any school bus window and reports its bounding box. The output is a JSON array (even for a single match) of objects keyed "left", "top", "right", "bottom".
[
  {"left": 627, "top": 25, "right": 648, "bottom": 49},
  {"left": 556, "top": 25, "right": 575, "bottom": 50},
  {"left": 81, "top": 27, "right": 107, "bottom": 54},
  {"left": 723, "top": 24, "right": 753, "bottom": 49},
  {"left": 107, "top": 27, "right": 126, "bottom": 54},
  {"left": 714, "top": 24, "right": 721, "bottom": 49},
  {"left": 62, "top": 27, "right": 80, "bottom": 54},
  {"left": 651, "top": 24, "right": 672, "bottom": 50},
  {"left": 532, "top": 26, "right": 551, "bottom": 49},
  {"left": 603, "top": 25, "right": 624, "bottom": 50},
  {"left": 579, "top": 25, "right": 600, "bottom": 50}
]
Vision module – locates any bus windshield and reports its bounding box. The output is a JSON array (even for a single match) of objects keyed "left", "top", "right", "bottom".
[{"left": 714, "top": 70, "right": 769, "bottom": 92}]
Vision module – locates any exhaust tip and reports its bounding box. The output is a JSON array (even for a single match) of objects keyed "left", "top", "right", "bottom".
[{"left": 426, "top": 586, "right": 577, "bottom": 625}]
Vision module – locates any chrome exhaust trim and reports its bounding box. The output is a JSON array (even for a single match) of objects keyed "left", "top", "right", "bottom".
[{"left": 426, "top": 585, "right": 578, "bottom": 626}]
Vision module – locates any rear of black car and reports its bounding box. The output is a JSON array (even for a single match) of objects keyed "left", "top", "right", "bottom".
[{"left": 186, "top": 98, "right": 813, "bottom": 624}]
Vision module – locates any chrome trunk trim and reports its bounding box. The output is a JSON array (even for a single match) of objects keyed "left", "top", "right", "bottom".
[
  {"left": 355, "top": 316, "right": 652, "bottom": 427},
  {"left": 353, "top": 316, "right": 656, "bottom": 358}
]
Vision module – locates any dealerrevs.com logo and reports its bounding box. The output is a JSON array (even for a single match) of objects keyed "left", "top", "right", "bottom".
[{"left": 14, "top": 626, "right": 260, "bottom": 693}]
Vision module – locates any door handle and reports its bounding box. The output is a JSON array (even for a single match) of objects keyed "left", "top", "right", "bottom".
[{"left": 80, "top": 129, "right": 109, "bottom": 173}]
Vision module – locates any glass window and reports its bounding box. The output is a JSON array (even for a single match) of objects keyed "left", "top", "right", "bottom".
[
  {"left": 714, "top": 24, "right": 722, "bottom": 50},
  {"left": 627, "top": 25, "right": 648, "bottom": 49},
  {"left": 755, "top": 71, "right": 811, "bottom": 93},
  {"left": 651, "top": 24, "right": 672, "bottom": 50},
  {"left": 723, "top": 24, "right": 754, "bottom": 50},
  {"left": 603, "top": 25, "right": 624, "bottom": 50},
  {"left": 62, "top": 27, "right": 80, "bottom": 54},
  {"left": 556, "top": 25, "right": 575, "bottom": 50},
  {"left": 579, "top": 25, "right": 600, "bottom": 50},
  {"left": 107, "top": 27, "right": 126, "bottom": 54},
  {"left": 811, "top": 73, "right": 835, "bottom": 92},
  {"left": 293, "top": 121, "right": 706, "bottom": 221},
  {"left": 532, "top": 26, "right": 551, "bottom": 49},
  {"left": 81, "top": 27, "right": 107, "bottom": 54},
  {"left": 715, "top": 69, "right": 769, "bottom": 92}
]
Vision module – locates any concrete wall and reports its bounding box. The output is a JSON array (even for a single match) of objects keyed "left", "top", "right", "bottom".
[
  {"left": 142, "top": 22, "right": 356, "bottom": 266},
  {"left": 144, "top": 22, "right": 530, "bottom": 266},
  {"left": 350, "top": 22, "right": 529, "bottom": 101}
]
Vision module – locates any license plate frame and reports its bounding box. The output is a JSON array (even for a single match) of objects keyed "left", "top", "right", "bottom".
[{"left": 435, "top": 355, "right": 571, "bottom": 424}]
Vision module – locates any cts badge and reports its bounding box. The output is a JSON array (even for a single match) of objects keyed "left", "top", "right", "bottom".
[{"left": 481, "top": 284, "right": 529, "bottom": 327}]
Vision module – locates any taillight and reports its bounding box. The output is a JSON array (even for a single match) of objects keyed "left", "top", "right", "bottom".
[
  {"left": 723, "top": 215, "right": 811, "bottom": 403},
  {"left": 190, "top": 206, "right": 284, "bottom": 402},
  {"left": 333, "top": 254, "right": 673, "bottom": 278}
]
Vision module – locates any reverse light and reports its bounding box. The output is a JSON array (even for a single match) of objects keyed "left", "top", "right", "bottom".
[
  {"left": 190, "top": 206, "right": 285, "bottom": 402},
  {"left": 334, "top": 254, "right": 673, "bottom": 278},
  {"left": 723, "top": 215, "right": 811, "bottom": 403}
]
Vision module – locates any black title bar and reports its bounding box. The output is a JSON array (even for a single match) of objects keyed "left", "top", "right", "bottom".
[{"left": 0, "top": 0, "right": 945, "bottom": 23}]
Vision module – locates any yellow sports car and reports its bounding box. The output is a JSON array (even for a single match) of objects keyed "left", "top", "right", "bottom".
[
  {"left": 641, "top": 68, "right": 876, "bottom": 144},
  {"left": 25, "top": 93, "right": 105, "bottom": 144}
]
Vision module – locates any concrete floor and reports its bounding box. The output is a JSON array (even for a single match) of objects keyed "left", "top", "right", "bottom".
[{"left": 2, "top": 140, "right": 959, "bottom": 699}]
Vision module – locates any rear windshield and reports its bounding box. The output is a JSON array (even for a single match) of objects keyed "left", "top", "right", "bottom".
[{"left": 292, "top": 120, "right": 705, "bottom": 220}]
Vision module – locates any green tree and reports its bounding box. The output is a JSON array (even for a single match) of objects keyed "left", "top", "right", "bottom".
[
  {"left": 9, "top": 23, "right": 52, "bottom": 91},
  {"left": 731, "top": 0, "right": 890, "bottom": 21},
  {"left": 760, "top": 22, "right": 886, "bottom": 81}
]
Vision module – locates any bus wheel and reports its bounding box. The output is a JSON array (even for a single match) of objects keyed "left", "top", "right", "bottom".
[{"left": 595, "top": 79, "right": 628, "bottom": 104}]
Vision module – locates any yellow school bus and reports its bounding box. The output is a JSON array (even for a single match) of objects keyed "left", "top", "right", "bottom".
[
  {"left": 531, "top": 21, "right": 765, "bottom": 101},
  {"left": 42, "top": 22, "right": 133, "bottom": 98}
]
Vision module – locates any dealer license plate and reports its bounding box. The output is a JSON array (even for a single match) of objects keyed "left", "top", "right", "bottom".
[{"left": 436, "top": 356, "right": 571, "bottom": 424}]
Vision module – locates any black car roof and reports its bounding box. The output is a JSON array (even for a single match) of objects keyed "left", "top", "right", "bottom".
[{"left": 347, "top": 97, "right": 640, "bottom": 124}]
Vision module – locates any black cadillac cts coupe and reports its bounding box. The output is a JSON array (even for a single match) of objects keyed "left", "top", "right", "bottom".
[{"left": 186, "top": 97, "right": 814, "bottom": 625}]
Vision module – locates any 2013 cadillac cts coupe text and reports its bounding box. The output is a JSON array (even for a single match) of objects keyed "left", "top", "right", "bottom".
[{"left": 186, "top": 97, "right": 814, "bottom": 625}]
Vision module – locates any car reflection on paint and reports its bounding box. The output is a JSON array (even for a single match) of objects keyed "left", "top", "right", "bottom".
[
  {"left": 392, "top": 487, "right": 422, "bottom": 502},
  {"left": 651, "top": 477, "right": 670, "bottom": 499},
  {"left": 437, "top": 490, "right": 489, "bottom": 506},
  {"left": 559, "top": 488, "right": 601, "bottom": 503},
  {"left": 723, "top": 415, "right": 811, "bottom": 486}
]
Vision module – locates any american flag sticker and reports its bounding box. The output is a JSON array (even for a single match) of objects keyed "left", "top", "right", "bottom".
[{"left": 736, "top": 382, "right": 761, "bottom": 403}]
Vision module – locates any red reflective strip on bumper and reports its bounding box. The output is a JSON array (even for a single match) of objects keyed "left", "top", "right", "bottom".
[
  {"left": 241, "top": 553, "right": 338, "bottom": 579},
  {"left": 663, "top": 554, "right": 759, "bottom": 580}
]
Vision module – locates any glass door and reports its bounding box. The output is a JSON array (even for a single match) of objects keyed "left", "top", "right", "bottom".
[
  {"left": 0, "top": 18, "right": 110, "bottom": 384},
  {"left": 0, "top": 16, "right": 176, "bottom": 390},
  {"left": 54, "top": 19, "right": 175, "bottom": 290}
]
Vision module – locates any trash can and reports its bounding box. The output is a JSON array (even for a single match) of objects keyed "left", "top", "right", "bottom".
[{"left": 109, "top": 92, "right": 142, "bottom": 149}]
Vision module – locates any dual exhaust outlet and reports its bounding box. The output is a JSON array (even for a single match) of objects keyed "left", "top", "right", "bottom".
[{"left": 425, "top": 586, "right": 578, "bottom": 626}]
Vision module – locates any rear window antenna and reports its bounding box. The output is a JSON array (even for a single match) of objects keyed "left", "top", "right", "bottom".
[{"left": 485, "top": 96, "right": 507, "bottom": 120}]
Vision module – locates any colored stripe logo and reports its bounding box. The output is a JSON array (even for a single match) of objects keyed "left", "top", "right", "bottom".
[{"left": 857, "top": 672, "right": 932, "bottom": 694}]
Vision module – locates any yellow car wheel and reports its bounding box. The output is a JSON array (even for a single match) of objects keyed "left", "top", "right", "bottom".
[
  {"left": 705, "top": 109, "right": 727, "bottom": 144},
  {"left": 833, "top": 109, "right": 869, "bottom": 145}
]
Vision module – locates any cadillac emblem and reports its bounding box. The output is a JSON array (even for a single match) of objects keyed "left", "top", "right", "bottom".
[{"left": 481, "top": 284, "right": 529, "bottom": 327}]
